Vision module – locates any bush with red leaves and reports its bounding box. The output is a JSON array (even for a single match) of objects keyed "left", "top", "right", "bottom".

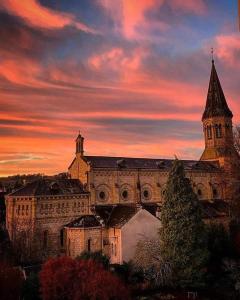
[
  {"left": 0, "top": 261, "right": 24, "bottom": 300},
  {"left": 40, "top": 256, "right": 131, "bottom": 300}
]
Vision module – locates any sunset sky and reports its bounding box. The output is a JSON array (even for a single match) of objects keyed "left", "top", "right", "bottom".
[{"left": 0, "top": 0, "right": 239, "bottom": 177}]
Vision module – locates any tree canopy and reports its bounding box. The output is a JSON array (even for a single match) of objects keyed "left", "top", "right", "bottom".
[
  {"left": 40, "top": 256, "right": 130, "bottom": 300},
  {"left": 160, "top": 159, "right": 209, "bottom": 288}
]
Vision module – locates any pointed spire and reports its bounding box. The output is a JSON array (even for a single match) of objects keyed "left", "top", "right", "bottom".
[{"left": 202, "top": 60, "right": 233, "bottom": 120}]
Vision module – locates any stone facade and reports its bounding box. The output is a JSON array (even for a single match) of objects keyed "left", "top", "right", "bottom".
[
  {"left": 65, "top": 209, "right": 161, "bottom": 265},
  {"left": 5, "top": 179, "right": 90, "bottom": 261}
]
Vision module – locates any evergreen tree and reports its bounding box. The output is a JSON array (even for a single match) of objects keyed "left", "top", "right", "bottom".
[{"left": 160, "top": 159, "right": 209, "bottom": 288}]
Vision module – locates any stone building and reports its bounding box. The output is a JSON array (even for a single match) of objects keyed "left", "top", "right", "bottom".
[
  {"left": 65, "top": 207, "right": 161, "bottom": 264},
  {"left": 5, "top": 60, "right": 240, "bottom": 262},
  {"left": 6, "top": 179, "right": 89, "bottom": 261}
]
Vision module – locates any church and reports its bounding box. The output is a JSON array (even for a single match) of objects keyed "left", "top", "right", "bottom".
[{"left": 5, "top": 60, "right": 240, "bottom": 263}]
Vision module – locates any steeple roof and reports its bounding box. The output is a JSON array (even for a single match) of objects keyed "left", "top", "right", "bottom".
[{"left": 202, "top": 60, "right": 233, "bottom": 120}]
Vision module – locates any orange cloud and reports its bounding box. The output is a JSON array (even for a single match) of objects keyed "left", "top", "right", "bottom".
[{"left": 0, "top": 0, "right": 96, "bottom": 33}]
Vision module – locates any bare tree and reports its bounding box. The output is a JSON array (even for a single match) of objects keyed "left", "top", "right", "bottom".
[
  {"left": 133, "top": 235, "right": 172, "bottom": 287},
  {"left": 10, "top": 218, "right": 43, "bottom": 264},
  {"left": 234, "top": 125, "right": 240, "bottom": 154}
]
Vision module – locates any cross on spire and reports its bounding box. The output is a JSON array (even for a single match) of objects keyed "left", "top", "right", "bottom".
[{"left": 211, "top": 47, "right": 214, "bottom": 63}]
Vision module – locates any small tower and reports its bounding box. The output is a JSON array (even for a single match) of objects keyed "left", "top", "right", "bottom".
[
  {"left": 75, "top": 132, "right": 84, "bottom": 156},
  {"left": 200, "top": 59, "right": 239, "bottom": 169}
]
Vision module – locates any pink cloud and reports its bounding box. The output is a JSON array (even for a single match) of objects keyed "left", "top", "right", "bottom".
[
  {"left": 99, "top": 0, "right": 206, "bottom": 39},
  {"left": 169, "top": 0, "right": 206, "bottom": 15},
  {"left": 0, "top": 0, "right": 96, "bottom": 33},
  {"left": 215, "top": 34, "right": 240, "bottom": 67}
]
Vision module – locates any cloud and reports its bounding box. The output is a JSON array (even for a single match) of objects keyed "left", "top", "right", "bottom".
[
  {"left": 98, "top": 0, "right": 207, "bottom": 39},
  {"left": 0, "top": 153, "right": 43, "bottom": 165},
  {"left": 169, "top": 0, "right": 206, "bottom": 15},
  {"left": 215, "top": 34, "right": 240, "bottom": 67},
  {"left": 0, "top": 0, "right": 96, "bottom": 33}
]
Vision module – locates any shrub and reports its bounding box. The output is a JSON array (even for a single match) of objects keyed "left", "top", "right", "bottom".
[
  {"left": 0, "top": 261, "right": 23, "bottom": 300},
  {"left": 77, "top": 250, "right": 110, "bottom": 269},
  {"left": 40, "top": 256, "right": 130, "bottom": 300}
]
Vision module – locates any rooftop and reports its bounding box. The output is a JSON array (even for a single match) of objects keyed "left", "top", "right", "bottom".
[
  {"left": 65, "top": 215, "right": 101, "bottom": 228},
  {"left": 80, "top": 156, "right": 220, "bottom": 172},
  {"left": 8, "top": 178, "right": 87, "bottom": 197}
]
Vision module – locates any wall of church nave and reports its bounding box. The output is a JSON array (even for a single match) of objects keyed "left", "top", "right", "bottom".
[
  {"left": 89, "top": 169, "right": 168, "bottom": 205},
  {"left": 88, "top": 169, "right": 225, "bottom": 205},
  {"left": 188, "top": 172, "right": 225, "bottom": 201}
]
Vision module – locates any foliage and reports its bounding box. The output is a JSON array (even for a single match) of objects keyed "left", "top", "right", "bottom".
[
  {"left": 40, "top": 256, "right": 130, "bottom": 300},
  {"left": 0, "top": 226, "right": 14, "bottom": 263},
  {"left": 160, "top": 159, "right": 209, "bottom": 289},
  {"left": 133, "top": 236, "right": 172, "bottom": 287},
  {"left": 22, "top": 272, "right": 41, "bottom": 300},
  {"left": 206, "top": 223, "right": 233, "bottom": 264},
  {"left": 0, "top": 261, "right": 24, "bottom": 300},
  {"left": 77, "top": 250, "right": 110, "bottom": 269},
  {"left": 112, "top": 261, "right": 144, "bottom": 285},
  {"left": 223, "top": 259, "right": 240, "bottom": 293},
  {"left": 230, "top": 220, "right": 240, "bottom": 257}
]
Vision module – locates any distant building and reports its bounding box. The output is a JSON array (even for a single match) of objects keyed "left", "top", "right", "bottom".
[{"left": 5, "top": 60, "right": 240, "bottom": 262}]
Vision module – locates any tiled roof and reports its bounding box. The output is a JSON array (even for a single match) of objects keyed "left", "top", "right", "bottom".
[
  {"left": 84, "top": 156, "right": 220, "bottom": 171},
  {"left": 201, "top": 200, "right": 229, "bottom": 219},
  {"left": 202, "top": 61, "right": 233, "bottom": 120},
  {"left": 95, "top": 205, "right": 138, "bottom": 228},
  {"left": 65, "top": 215, "right": 101, "bottom": 228},
  {"left": 8, "top": 179, "right": 87, "bottom": 197}
]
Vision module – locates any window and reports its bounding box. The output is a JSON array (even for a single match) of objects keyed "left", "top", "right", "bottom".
[
  {"left": 215, "top": 124, "right": 222, "bottom": 138},
  {"left": 87, "top": 239, "right": 91, "bottom": 252},
  {"left": 43, "top": 230, "right": 48, "bottom": 249},
  {"left": 197, "top": 189, "right": 202, "bottom": 196},
  {"left": 99, "top": 191, "right": 106, "bottom": 200},
  {"left": 143, "top": 190, "right": 149, "bottom": 198},
  {"left": 60, "top": 229, "right": 64, "bottom": 247},
  {"left": 207, "top": 126, "right": 212, "bottom": 139},
  {"left": 122, "top": 190, "right": 128, "bottom": 200},
  {"left": 142, "top": 188, "right": 151, "bottom": 200}
]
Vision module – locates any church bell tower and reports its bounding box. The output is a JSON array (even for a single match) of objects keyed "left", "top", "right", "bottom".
[
  {"left": 200, "top": 60, "right": 239, "bottom": 169},
  {"left": 76, "top": 132, "right": 84, "bottom": 157}
]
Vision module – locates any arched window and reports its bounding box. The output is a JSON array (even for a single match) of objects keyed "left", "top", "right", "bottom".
[
  {"left": 43, "top": 230, "right": 48, "bottom": 249},
  {"left": 87, "top": 239, "right": 91, "bottom": 252},
  {"left": 207, "top": 126, "right": 212, "bottom": 139},
  {"left": 60, "top": 229, "right": 64, "bottom": 247},
  {"left": 215, "top": 124, "right": 222, "bottom": 138}
]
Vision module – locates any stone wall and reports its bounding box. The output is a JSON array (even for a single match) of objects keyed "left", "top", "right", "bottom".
[
  {"left": 65, "top": 227, "right": 102, "bottom": 258},
  {"left": 5, "top": 193, "right": 91, "bottom": 261}
]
